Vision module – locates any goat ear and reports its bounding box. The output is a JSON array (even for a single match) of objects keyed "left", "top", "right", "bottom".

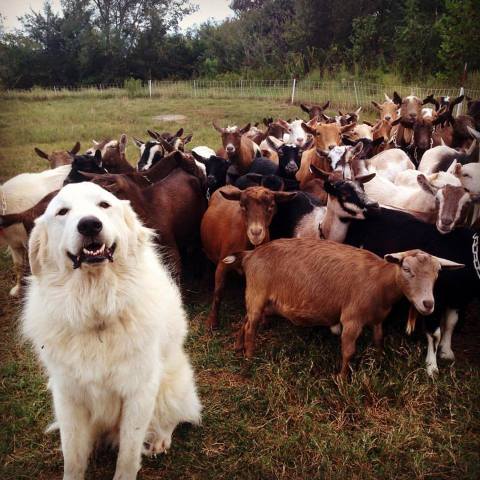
[
  {"left": 274, "top": 191, "right": 297, "bottom": 203},
  {"left": 393, "top": 91, "right": 402, "bottom": 106},
  {"left": 191, "top": 150, "right": 207, "bottom": 164},
  {"left": 94, "top": 149, "right": 102, "bottom": 166},
  {"left": 70, "top": 142, "right": 81, "bottom": 155},
  {"left": 147, "top": 130, "right": 159, "bottom": 140},
  {"left": 300, "top": 103, "right": 311, "bottom": 113},
  {"left": 338, "top": 110, "right": 344, "bottom": 116},
  {"left": 363, "top": 121, "right": 373, "bottom": 127},
  {"left": 372, "top": 101, "right": 381, "bottom": 111},
  {"left": 302, "top": 135, "right": 315, "bottom": 150},
  {"left": 431, "top": 256, "right": 465, "bottom": 270},
  {"left": 356, "top": 172, "right": 376, "bottom": 184},
  {"left": 309, "top": 164, "right": 330, "bottom": 180},
  {"left": 277, "top": 119, "right": 290, "bottom": 131},
  {"left": 322, "top": 101, "right": 330, "bottom": 110},
  {"left": 174, "top": 128, "right": 184, "bottom": 138},
  {"left": 219, "top": 188, "right": 242, "bottom": 201},
  {"left": 157, "top": 137, "right": 174, "bottom": 153},
  {"left": 133, "top": 137, "right": 144, "bottom": 148},
  {"left": 301, "top": 122, "right": 316, "bottom": 135},
  {"left": 266, "top": 135, "right": 283, "bottom": 150},
  {"left": 372, "top": 137, "right": 384, "bottom": 147},
  {"left": 29, "top": 219, "right": 49, "bottom": 276},
  {"left": 239, "top": 123, "right": 251, "bottom": 135},
  {"left": 355, "top": 107, "right": 362, "bottom": 116},
  {"left": 384, "top": 252, "right": 405, "bottom": 264},
  {"left": 352, "top": 142, "right": 364, "bottom": 156},
  {"left": 417, "top": 174, "right": 436, "bottom": 195},
  {"left": 384, "top": 93, "right": 393, "bottom": 102},
  {"left": 34, "top": 147, "right": 49, "bottom": 160},
  {"left": 119, "top": 134, "right": 127, "bottom": 153},
  {"left": 446, "top": 160, "right": 461, "bottom": 176},
  {"left": 92, "top": 139, "right": 100, "bottom": 147},
  {"left": 340, "top": 123, "right": 356, "bottom": 134},
  {"left": 183, "top": 134, "right": 193, "bottom": 145}
]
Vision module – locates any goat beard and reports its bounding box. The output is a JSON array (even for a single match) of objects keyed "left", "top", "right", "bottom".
[{"left": 406, "top": 303, "right": 418, "bottom": 335}]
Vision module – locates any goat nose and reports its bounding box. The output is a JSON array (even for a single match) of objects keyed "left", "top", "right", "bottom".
[
  {"left": 410, "top": 112, "right": 417, "bottom": 118},
  {"left": 296, "top": 138, "right": 303, "bottom": 143},
  {"left": 423, "top": 300, "right": 434, "bottom": 310},
  {"left": 328, "top": 145, "right": 335, "bottom": 150},
  {"left": 77, "top": 216, "right": 103, "bottom": 236},
  {"left": 442, "top": 218, "right": 453, "bottom": 226},
  {"left": 250, "top": 227, "right": 262, "bottom": 237},
  {"left": 385, "top": 115, "right": 391, "bottom": 121}
]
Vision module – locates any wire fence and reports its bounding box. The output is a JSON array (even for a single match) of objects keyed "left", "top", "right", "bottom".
[{"left": 2, "top": 79, "right": 478, "bottom": 114}]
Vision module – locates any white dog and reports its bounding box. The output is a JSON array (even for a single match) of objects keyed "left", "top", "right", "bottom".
[{"left": 22, "top": 182, "right": 201, "bottom": 480}]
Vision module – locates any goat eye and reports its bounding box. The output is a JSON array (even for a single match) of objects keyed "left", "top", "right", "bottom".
[
  {"left": 462, "top": 173, "right": 471, "bottom": 178},
  {"left": 402, "top": 266, "right": 411, "bottom": 274},
  {"left": 57, "top": 208, "right": 69, "bottom": 216},
  {"left": 99, "top": 201, "right": 111, "bottom": 209}
]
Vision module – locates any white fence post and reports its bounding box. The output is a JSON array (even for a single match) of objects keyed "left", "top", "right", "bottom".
[
  {"left": 456, "top": 86, "right": 465, "bottom": 117},
  {"left": 353, "top": 81, "right": 359, "bottom": 106},
  {"left": 193, "top": 79, "right": 197, "bottom": 98},
  {"left": 291, "top": 78, "right": 296, "bottom": 104},
  {"left": 148, "top": 79, "right": 152, "bottom": 98}
]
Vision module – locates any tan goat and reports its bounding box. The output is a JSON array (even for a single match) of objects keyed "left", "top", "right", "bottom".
[{"left": 224, "top": 239, "right": 463, "bottom": 376}]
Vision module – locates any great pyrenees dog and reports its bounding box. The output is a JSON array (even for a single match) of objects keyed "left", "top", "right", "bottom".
[{"left": 22, "top": 182, "right": 201, "bottom": 480}]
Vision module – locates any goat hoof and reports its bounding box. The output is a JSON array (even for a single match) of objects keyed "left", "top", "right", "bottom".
[
  {"left": 439, "top": 348, "right": 455, "bottom": 361},
  {"left": 426, "top": 364, "right": 439, "bottom": 377}
]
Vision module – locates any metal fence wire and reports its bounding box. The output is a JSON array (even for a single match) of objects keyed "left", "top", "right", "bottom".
[{"left": 3, "top": 79, "right": 479, "bottom": 114}]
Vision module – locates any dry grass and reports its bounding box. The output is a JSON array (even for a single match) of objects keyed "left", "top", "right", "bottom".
[{"left": 0, "top": 95, "right": 479, "bottom": 479}]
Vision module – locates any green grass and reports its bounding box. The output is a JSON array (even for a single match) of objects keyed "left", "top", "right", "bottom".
[{"left": 0, "top": 95, "right": 479, "bottom": 479}]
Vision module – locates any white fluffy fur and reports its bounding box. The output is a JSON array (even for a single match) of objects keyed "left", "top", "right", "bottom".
[{"left": 22, "top": 182, "right": 201, "bottom": 480}]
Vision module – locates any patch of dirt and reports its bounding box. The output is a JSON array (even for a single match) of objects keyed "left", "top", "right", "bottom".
[{"left": 152, "top": 114, "right": 187, "bottom": 122}]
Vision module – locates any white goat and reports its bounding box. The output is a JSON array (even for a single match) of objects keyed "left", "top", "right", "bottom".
[
  {"left": 367, "top": 148, "right": 415, "bottom": 182},
  {"left": 0, "top": 165, "right": 71, "bottom": 295}
]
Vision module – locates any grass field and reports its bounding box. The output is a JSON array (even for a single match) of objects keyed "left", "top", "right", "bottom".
[{"left": 0, "top": 95, "right": 479, "bottom": 479}]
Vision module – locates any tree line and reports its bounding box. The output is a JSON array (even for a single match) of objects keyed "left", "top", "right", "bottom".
[{"left": 0, "top": 0, "right": 478, "bottom": 89}]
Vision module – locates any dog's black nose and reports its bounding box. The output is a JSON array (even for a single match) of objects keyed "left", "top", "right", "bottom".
[{"left": 77, "top": 216, "right": 103, "bottom": 236}]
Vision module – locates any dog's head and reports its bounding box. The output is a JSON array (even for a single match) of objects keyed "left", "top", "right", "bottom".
[{"left": 29, "top": 182, "right": 151, "bottom": 275}]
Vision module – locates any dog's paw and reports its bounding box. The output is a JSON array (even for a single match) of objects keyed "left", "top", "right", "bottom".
[{"left": 143, "top": 433, "right": 172, "bottom": 457}]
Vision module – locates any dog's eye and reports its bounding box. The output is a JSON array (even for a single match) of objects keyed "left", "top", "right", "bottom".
[
  {"left": 56, "top": 208, "right": 69, "bottom": 216},
  {"left": 99, "top": 201, "right": 111, "bottom": 209}
]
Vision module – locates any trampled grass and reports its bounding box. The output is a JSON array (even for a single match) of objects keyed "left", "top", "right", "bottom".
[{"left": 0, "top": 95, "right": 479, "bottom": 479}]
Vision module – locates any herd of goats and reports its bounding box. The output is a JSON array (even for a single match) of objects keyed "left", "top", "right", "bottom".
[{"left": 1, "top": 92, "right": 480, "bottom": 377}]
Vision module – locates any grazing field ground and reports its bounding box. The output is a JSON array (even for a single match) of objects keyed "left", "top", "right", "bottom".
[{"left": 0, "top": 95, "right": 479, "bottom": 479}]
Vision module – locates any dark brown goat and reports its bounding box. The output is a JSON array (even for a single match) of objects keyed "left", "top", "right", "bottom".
[
  {"left": 201, "top": 185, "right": 296, "bottom": 329},
  {"left": 86, "top": 134, "right": 135, "bottom": 173}
]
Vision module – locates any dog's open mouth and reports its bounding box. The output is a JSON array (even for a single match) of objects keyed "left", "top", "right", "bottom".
[{"left": 67, "top": 242, "right": 116, "bottom": 269}]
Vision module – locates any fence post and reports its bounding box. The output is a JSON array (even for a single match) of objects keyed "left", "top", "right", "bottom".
[
  {"left": 353, "top": 81, "right": 359, "bottom": 106},
  {"left": 241, "top": 79, "right": 244, "bottom": 97},
  {"left": 193, "top": 79, "right": 197, "bottom": 98},
  {"left": 148, "top": 79, "right": 152, "bottom": 98},
  {"left": 291, "top": 78, "right": 296, "bottom": 104},
  {"left": 455, "top": 86, "right": 465, "bottom": 117}
]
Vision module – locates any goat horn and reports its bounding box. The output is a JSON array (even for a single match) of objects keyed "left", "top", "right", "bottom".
[{"left": 384, "top": 93, "right": 392, "bottom": 102}]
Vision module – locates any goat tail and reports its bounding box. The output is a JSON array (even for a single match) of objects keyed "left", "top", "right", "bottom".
[
  {"left": 222, "top": 251, "right": 250, "bottom": 273},
  {"left": 406, "top": 303, "right": 418, "bottom": 335}
]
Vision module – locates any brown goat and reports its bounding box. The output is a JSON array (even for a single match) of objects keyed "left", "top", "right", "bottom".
[
  {"left": 34, "top": 142, "right": 80, "bottom": 168},
  {"left": 201, "top": 185, "right": 296, "bottom": 329},
  {"left": 225, "top": 239, "right": 463, "bottom": 375},
  {"left": 213, "top": 122, "right": 260, "bottom": 174},
  {"left": 300, "top": 101, "right": 330, "bottom": 119},
  {"left": 296, "top": 120, "right": 355, "bottom": 188},
  {"left": 90, "top": 167, "right": 206, "bottom": 281},
  {"left": 86, "top": 134, "right": 135, "bottom": 173}
]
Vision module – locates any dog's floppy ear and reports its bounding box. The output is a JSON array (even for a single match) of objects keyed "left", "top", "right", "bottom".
[
  {"left": 121, "top": 200, "right": 152, "bottom": 248},
  {"left": 29, "top": 219, "right": 49, "bottom": 276}
]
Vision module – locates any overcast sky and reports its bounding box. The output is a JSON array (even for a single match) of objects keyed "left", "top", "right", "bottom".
[{"left": 0, "top": 0, "right": 233, "bottom": 32}]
